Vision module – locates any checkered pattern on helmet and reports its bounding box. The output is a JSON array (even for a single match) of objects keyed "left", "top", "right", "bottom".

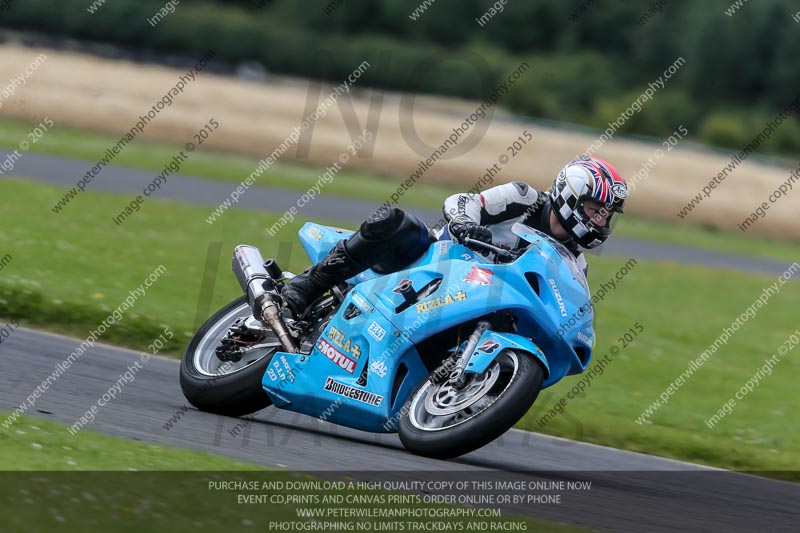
[{"left": 549, "top": 156, "right": 625, "bottom": 249}]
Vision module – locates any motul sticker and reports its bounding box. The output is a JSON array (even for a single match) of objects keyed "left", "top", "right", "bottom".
[{"left": 317, "top": 337, "right": 356, "bottom": 374}]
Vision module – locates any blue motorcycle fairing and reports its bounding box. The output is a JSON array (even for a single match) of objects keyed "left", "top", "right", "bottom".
[
  {"left": 463, "top": 330, "right": 550, "bottom": 381},
  {"left": 268, "top": 222, "right": 595, "bottom": 433},
  {"left": 302, "top": 222, "right": 593, "bottom": 378},
  {"left": 298, "top": 223, "right": 351, "bottom": 265},
  {"left": 349, "top": 250, "right": 593, "bottom": 381},
  {"left": 261, "top": 287, "right": 430, "bottom": 433}
]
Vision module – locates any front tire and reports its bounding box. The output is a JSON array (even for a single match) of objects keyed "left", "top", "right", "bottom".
[
  {"left": 398, "top": 349, "right": 545, "bottom": 459},
  {"left": 180, "top": 296, "right": 279, "bottom": 417}
]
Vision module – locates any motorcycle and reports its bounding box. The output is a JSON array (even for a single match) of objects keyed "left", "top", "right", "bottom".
[{"left": 180, "top": 222, "right": 595, "bottom": 458}]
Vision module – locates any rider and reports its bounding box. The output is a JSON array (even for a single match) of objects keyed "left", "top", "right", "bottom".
[{"left": 281, "top": 155, "right": 627, "bottom": 316}]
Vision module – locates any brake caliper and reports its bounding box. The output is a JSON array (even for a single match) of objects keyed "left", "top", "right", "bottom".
[{"left": 215, "top": 317, "right": 267, "bottom": 362}]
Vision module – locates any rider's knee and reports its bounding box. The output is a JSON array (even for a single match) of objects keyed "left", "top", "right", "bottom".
[
  {"left": 361, "top": 207, "right": 404, "bottom": 240},
  {"left": 374, "top": 211, "right": 434, "bottom": 274},
  {"left": 349, "top": 208, "right": 433, "bottom": 274}
]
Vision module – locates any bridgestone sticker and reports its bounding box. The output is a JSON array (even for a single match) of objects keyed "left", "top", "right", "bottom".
[{"left": 323, "top": 377, "right": 383, "bottom": 406}]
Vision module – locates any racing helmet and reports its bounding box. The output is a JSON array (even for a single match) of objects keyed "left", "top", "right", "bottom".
[{"left": 551, "top": 155, "right": 627, "bottom": 249}]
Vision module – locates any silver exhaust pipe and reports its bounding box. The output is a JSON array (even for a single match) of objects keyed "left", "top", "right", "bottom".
[{"left": 232, "top": 245, "right": 298, "bottom": 353}]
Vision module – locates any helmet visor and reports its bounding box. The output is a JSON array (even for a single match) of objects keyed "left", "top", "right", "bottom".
[{"left": 577, "top": 198, "right": 615, "bottom": 229}]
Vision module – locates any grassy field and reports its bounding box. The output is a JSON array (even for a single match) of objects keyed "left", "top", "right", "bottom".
[
  {"left": 1, "top": 178, "right": 798, "bottom": 475},
  {"left": 2, "top": 118, "right": 800, "bottom": 263},
  {"left": 0, "top": 413, "right": 264, "bottom": 470},
  {"left": 0, "top": 413, "right": 582, "bottom": 532}
]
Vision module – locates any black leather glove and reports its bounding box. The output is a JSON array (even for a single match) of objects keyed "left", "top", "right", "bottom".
[{"left": 448, "top": 219, "right": 492, "bottom": 249}]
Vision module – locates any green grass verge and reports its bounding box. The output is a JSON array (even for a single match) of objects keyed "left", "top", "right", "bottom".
[
  {"left": 0, "top": 414, "right": 583, "bottom": 532},
  {"left": 0, "top": 413, "right": 265, "bottom": 470},
  {"left": 519, "top": 258, "right": 800, "bottom": 480},
  {"left": 2, "top": 117, "right": 799, "bottom": 262},
  {"left": 1, "top": 178, "right": 798, "bottom": 475}
]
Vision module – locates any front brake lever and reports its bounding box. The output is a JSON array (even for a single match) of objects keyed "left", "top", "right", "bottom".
[{"left": 463, "top": 237, "right": 514, "bottom": 261}]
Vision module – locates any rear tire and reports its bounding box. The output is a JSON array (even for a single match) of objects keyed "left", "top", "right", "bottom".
[
  {"left": 180, "top": 296, "right": 276, "bottom": 417},
  {"left": 398, "top": 349, "right": 544, "bottom": 459}
]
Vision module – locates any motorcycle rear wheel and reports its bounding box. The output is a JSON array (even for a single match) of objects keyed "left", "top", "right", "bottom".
[
  {"left": 180, "top": 296, "right": 279, "bottom": 417},
  {"left": 398, "top": 349, "right": 544, "bottom": 459}
]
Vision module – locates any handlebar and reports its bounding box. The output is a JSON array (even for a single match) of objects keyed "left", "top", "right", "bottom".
[{"left": 463, "top": 237, "right": 516, "bottom": 260}]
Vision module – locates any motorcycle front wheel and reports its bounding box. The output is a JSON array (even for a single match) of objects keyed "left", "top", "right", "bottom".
[{"left": 398, "top": 349, "right": 544, "bottom": 459}]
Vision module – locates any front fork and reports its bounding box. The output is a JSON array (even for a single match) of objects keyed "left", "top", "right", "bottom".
[{"left": 431, "top": 320, "right": 492, "bottom": 388}]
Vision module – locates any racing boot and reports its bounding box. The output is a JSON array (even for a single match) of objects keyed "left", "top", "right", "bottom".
[{"left": 281, "top": 239, "right": 366, "bottom": 317}]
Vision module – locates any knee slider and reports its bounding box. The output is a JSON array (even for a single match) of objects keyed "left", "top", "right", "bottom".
[{"left": 361, "top": 207, "right": 403, "bottom": 240}]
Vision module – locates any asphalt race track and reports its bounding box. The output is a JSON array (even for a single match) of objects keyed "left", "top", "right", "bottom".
[
  {"left": 3, "top": 148, "right": 797, "bottom": 279},
  {"left": 1, "top": 328, "right": 797, "bottom": 532}
]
